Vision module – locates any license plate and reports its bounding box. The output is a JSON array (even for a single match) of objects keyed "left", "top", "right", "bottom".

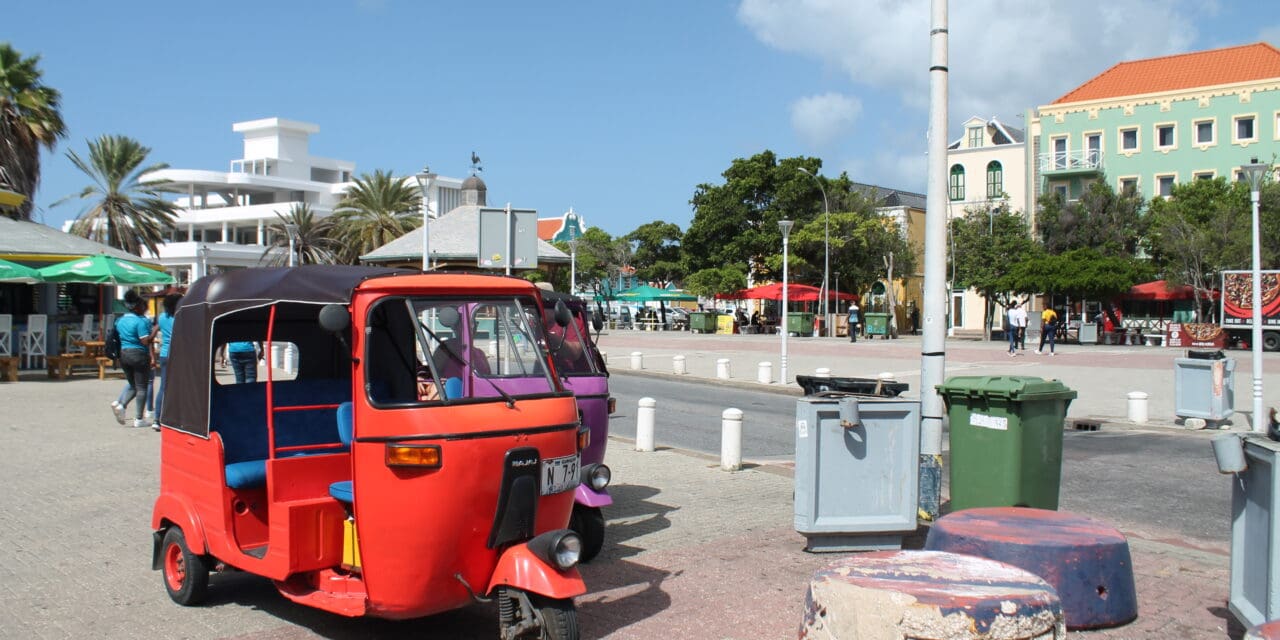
[{"left": 541, "top": 454, "right": 580, "bottom": 496}]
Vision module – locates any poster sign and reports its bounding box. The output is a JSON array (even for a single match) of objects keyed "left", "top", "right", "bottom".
[
  {"left": 1221, "top": 271, "right": 1280, "bottom": 328},
  {"left": 1165, "top": 323, "right": 1227, "bottom": 348},
  {"left": 478, "top": 207, "right": 539, "bottom": 270}
]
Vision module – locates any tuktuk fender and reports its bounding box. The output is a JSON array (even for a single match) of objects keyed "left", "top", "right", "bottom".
[
  {"left": 486, "top": 541, "right": 587, "bottom": 600},
  {"left": 150, "top": 493, "right": 206, "bottom": 570},
  {"left": 574, "top": 484, "right": 612, "bottom": 508}
]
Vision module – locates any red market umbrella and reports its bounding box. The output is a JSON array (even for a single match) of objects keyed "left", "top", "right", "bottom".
[{"left": 1127, "top": 280, "right": 1217, "bottom": 301}]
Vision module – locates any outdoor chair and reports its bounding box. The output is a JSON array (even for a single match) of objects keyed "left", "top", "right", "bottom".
[
  {"left": 0, "top": 314, "right": 11, "bottom": 357},
  {"left": 64, "top": 314, "right": 94, "bottom": 354},
  {"left": 22, "top": 314, "right": 47, "bottom": 369}
]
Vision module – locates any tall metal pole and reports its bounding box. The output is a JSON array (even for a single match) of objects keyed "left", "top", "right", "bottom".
[
  {"left": 1244, "top": 158, "right": 1268, "bottom": 432},
  {"left": 570, "top": 240, "right": 578, "bottom": 294},
  {"left": 918, "top": 0, "right": 949, "bottom": 519},
  {"left": 416, "top": 167, "right": 436, "bottom": 271},
  {"left": 284, "top": 223, "right": 298, "bottom": 267},
  {"left": 799, "top": 168, "right": 831, "bottom": 335},
  {"left": 779, "top": 220, "right": 794, "bottom": 385}
]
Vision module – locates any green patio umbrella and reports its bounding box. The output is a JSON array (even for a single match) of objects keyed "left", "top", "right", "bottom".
[
  {"left": 0, "top": 257, "right": 44, "bottom": 284},
  {"left": 37, "top": 254, "right": 174, "bottom": 340},
  {"left": 615, "top": 284, "right": 697, "bottom": 302}
]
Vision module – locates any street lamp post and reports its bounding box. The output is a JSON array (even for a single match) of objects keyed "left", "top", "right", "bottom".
[
  {"left": 415, "top": 166, "right": 437, "bottom": 271},
  {"left": 779, "top": 219, "right": 794, "bottom": 384},
  {"left": 1242, "top": 158, "right": 1269, "bottom": 433},
  {"left": 569, "top": 238, "right": 578, "bottom": 295},
  {"left": 798, "top": 168, "right": 831, "bottom": 335},
  {"left": 284, "top": 223, "right": 299, "bottom": 268}
]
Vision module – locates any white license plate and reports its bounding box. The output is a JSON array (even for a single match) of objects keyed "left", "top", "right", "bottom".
[{"left": 541, "top": 454, "right": 580, "bottom": 496}]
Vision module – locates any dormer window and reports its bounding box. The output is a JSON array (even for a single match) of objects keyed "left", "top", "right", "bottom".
[{"left": 967, "top": 126, "right": 983, "bottom": 148}]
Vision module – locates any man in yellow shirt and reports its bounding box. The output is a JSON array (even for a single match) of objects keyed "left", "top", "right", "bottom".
[{"left": 1036, "top": 307, "right": 1059, "bottom": 355}]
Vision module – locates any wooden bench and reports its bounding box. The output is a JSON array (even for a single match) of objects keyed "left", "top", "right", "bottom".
[
  {"left": 0, "top": 356, "right": 17, "bottom": 382},
  {"left": 46, "top": 354, "right": 116, "bottom": 380}
]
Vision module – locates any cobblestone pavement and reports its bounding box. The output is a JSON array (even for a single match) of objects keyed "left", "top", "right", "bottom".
[{"left": 0, "top": 348, "right": 1256, "bottom": 638}]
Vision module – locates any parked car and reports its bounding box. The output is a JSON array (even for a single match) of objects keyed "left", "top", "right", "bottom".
[{"left": 666, "top": 308, "right": 690, "bottom": 331}]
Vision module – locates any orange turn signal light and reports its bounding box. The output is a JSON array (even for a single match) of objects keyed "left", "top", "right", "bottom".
[
  {"left": 577, "top": 426, "right": 590, "bottom": 452},
  {"left": 385, "top": 444, "right": 442, "bottom": 468}
]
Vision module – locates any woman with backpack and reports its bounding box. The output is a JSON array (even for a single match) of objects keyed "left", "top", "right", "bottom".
[{"left": 108, "top": 291, "right": 155, "bottom": 428}]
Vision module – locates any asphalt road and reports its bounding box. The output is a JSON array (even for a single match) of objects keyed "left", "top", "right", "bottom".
[{"left": 608, "top": 371, "right": 1232, "bottom": 548}]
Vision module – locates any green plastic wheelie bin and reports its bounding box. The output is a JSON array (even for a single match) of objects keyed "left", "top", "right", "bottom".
[
  {"left": 689, "top": 312, "right": 719, "bottom": 334},
  {"left": 864, "top": 312, "right": 889, "bottom": 337},
  {"left": 937, "top": 376, "right": 1077, "bottom": 511},
  {"left": 787, "top": 312, "right": 815, "bottom": 336}
]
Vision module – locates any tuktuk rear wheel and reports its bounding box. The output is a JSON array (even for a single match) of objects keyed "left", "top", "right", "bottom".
[
  {"left": 531, "top": 593, "right": 578, "bottom": 640},
  {"left": 569, "top": 504, "right": 605, "bottom": 563},
  {"left": 161, "top": 527, "right": 209, "bottom": 605},
  {"left": 497, "top": 587, "right": 579, "bottom": 640}
]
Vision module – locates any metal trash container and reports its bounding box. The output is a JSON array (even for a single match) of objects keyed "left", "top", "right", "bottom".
[
  {"left": 794, "top": 395, "right": 920, "bottom": 551},
  {"left": 787, "top": 312, "right": 815, "bottom": 336},
  {"left": 938, "top": 376, "right": 1077, "bottom": 511},
  {"left": 1230, "top": 436, "right": 1280, "bottom": 628},
  {"left": 864, "top": 312, "right": 890, "bottom": 337},
  {"left": 1078, "top": 322, "right": 1098, "bottom": 345},
  {"left": 689, "top": 312, "right": 718, "bottom": 334},
  {"left": 1174, "top": 350, "right": 1235, "bottom": 425},
  {"left": 796, "top": 375, "right": 909, "bottom": 397}
]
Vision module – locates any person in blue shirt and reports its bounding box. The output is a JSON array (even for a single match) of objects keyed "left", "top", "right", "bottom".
[
  {"left": 226, "top": 340, "right": 261, "bottom": 384},
  {"left": 150, "top": 293, "right": 181, "bottom": 423},
  {"left": 111, "top": 291, "right": 154, "bottom": 428}
]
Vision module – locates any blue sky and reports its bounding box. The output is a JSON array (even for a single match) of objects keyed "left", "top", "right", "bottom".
[{"left": 10, "top": 1, "right": 1280, "bottom": 238}]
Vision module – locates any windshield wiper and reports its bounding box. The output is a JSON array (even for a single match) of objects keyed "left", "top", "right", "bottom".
[{"left": 417, "top": 319, "right": 516, "bottom": 408}]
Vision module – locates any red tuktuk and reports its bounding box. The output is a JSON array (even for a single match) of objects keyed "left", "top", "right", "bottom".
[{"left": 151, "top": 266, "right": 588, "bottom": 637}]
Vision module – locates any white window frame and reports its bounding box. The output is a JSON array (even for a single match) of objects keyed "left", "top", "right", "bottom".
[
  {"left": 1083, "top": 130, "right": 1103, "bottom": 166},
  {"left": 1154, "top": 122, "right": 1177, "bottom": 151},
  {"left": 1193, "top": 170, "right": 1216, "bottom": 181},
  {"left": 1274, "top": 110, "right": 1280, "bottom": 141},
  {"left": 968, "top": 126, "right": 983, "bottom": 149},
  {"left": 1155, "top": 173, "right": 1177, "bottom": 198},
  {"left": 1051, "top": 135, "right": 1069, "bottom": 169},
  {"left": 1117, "top": 176, "right": 1139, "bottom": 196},
  {"left": 1052, "top": 183, "right": 1068, "bottom": 200},
  {"left": 1234, "top": 114, "right": 1258, "bottom": 145},
  {"left": 1119, "top": 126, "right": 1140, "bottom": 154},
  {"left": 1193, "top": 118, "right": 1216, "bottom": 147}
]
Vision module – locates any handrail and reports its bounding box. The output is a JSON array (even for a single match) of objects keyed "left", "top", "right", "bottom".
[{"left": 1038, "top": 150, "right": 1103, "bottom": 172}]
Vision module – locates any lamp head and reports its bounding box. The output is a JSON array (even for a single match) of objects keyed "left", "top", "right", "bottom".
[
  {"left": 1242, "top": 157, "right": 1269, "bottom": 191},
  {"left": 778, "top": 219, "right": 794, "bottom": 238}
]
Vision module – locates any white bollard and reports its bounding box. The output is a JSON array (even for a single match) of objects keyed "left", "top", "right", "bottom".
[
  {"left": 757, "top": 361, "right": 773, "bottom": 384},
  {"left": 673, "top": 355, "right": 687, "bottom": 375},
  {"left": 636, "top": 397, "right": 656, "bottom": 452},
  {"left": 630, "top": 351, "right": 644, "bottom": 370},
  {"left": 815, "top": 367, "right": 832, "bottom": 378},
  {"left": 878, "top": 372, "right": 896, "bottom": 381},
  {"left": 1127, "top": 391, "right": 1149, "bottom": 424},
  {"left": 716, "top": 358, "right": 731, "bottom": 379},
  {"left": 721, "top": 408, "right": 743, "bottom": 471}
]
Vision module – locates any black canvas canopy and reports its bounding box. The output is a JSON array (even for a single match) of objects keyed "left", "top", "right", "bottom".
[{"left": 161, "top": 265, "right": 410, "bottom": 436}]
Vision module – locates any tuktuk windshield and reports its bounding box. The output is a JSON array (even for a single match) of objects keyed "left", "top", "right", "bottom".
[
  {"left": 364, "top": 295, "right": 560, "bottom": 405},
  {"left": 545, "top": 307, "right": 601, "bottom": 376}
]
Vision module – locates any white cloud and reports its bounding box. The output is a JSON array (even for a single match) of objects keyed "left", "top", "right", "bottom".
[{"left": 791, "top": 93, "right": 862, "bottom": 146}]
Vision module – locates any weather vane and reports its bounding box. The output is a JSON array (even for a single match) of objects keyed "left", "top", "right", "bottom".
[{"left": 470, "top": 151, "right": 483, "bottom": 176}]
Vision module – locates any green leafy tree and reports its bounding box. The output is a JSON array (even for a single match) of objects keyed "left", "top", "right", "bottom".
[
  {"left": 60, "top": 135, "right": 177, "bottom": 257},
  {"left": 1035, "top": 180, "right": 1146, "bottom": 257},
  {"left": 683, "top": 264, "right": 747, "bottom": 299},
  {"left": 950, "top": 204, "right": 1039, "bottom": 339},
  {"left": 334, "top": 170, "right": 421, "bottom": 264},
  {"left": 626, "top": 220, "right": 683, "bottom": 287},
  {"left": 259, "top": 203, "right": 342, "bottom": 266},
  {"left": 564, "top": 226, "right": 615, "bottom": 286},
  {"left": 1010, "top": 248, "right": 1153, "bottom": 303},
  {"left": 0, "top": 44, "right": 66, "bottom": 220}
]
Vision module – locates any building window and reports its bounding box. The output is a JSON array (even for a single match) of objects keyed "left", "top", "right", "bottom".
[
  {"left": 968, "top": 126, "right": 983, "bottom": 148},
  {"left": 1235, "top": 115, "right": 1257, "bottom": 143},
  {"left": 1157, "top": 174, "right": 1176, "bottom": 197},
  {"left": 949, "top": 165, "right": 965, "bottom": 201},
  {"left": 1193, "top": 171, "right": 1215, "bottom": 181},
  {"left": 986, "top": 161, "right": 1003, "bottom": 198},
  {"left": 1156, "top": 124, "right": 1176, "bottom": 149},
  {"left": 1195, "top": 119, "right": 1215, "bottom": 145},
  {"left": 1085, "top": 133, "right": 1102, "bottom": 165},
  {"left": 1052, "top": 184, "right": 1068, "bottom": 200},
  {"left": 1052, "top": 137, "right": 1068, "bottom": 169},
  {"left": 1120, "top": 127, "right": 1139, "bottom": 151},
  {"left": 1119, "top": 177, "right": 1138, "bottom": 195}
]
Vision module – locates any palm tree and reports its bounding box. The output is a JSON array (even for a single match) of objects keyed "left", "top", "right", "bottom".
[
  {"left": 60, "top": 135, "right": 178, "bottom": 257},
  {"left": 333, "top": 169, "right": 422, "bottom": 263},
  {"left": 259, "top": 202, "right": 341, "bottom": 266},
  {"left": 0, "top": 44, "right": 67, "bottom": 220}
]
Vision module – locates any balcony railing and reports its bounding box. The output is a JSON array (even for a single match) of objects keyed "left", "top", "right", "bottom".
[{"left": 1038, "top": 150, "right": 1103, "bottom": 174}]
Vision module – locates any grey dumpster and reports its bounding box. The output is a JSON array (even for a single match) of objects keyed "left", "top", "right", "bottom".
[
  {"left": 1078, "top": 322, "right": 1098, "bottom": 344},
  {"left": 1174, "top": 350, "right": 1235, "bottom": 425},
  {"left": 1229, "top": 436, "right": 1280, "bottom": 627},
  {"left": 794, "top": 395, "right": 920, "bottom": 552}
]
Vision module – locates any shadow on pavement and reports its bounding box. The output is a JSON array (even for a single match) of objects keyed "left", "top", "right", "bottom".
[{"left": 598, "top": 483, "right": 677, "bottom": 555}]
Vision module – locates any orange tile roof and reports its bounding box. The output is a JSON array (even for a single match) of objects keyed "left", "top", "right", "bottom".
[
  {"left": 1052, "top": 42, "right": 1280, "bottom": 105},
  {"left": 537, "top": 218, "right": 563, "bottom": 241}
]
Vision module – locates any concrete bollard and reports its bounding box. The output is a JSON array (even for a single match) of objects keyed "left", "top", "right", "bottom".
[
  {"left": 716, "top": 358, "right": 731, "bottom": 379},
  {"left": 721, "top": 408, "right": 743, "bottom": 471},
  {"left": 878, "top": 372, "right": 895, "bottom": 381},
  {"left": 673, "top": 355, "right": 687, "bottom": 375},
  {"left": 1126, "top": 391, "right": 1149, "bottom": 424},
  {"left": 636, "top": 397, "right": 656, "bottom": 452},
  {"left": 815, "top": 367, "right": 831, "bottom": 378},
  {"left": 757, "top": 361, "right": 773, "bottom": 384},
  {"left": 630, "top": 351, "right": 644, "bottom": 370}
]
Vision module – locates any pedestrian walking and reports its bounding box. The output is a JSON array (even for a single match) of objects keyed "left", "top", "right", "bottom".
[
  {"left": 1012, "top": 300, "right": 1029, "bottom": 350},
  {"left": 226, "top": 341, "right": 262, "bottom": 384},
  {"left": 847, "top": 302, "right": 860, "bottom": 342},
  {"left": 110, "top": 291, "right": 155, "bottom": 428},
  {"left": 151, "top": 293, "right": 181, "bottom": 425},
  {"left": 1036, "top": 307, "right": 1059, "bottom": 355},
  {"left": 909, "top": 302, "right": 920, "bottom": 335},
  {"left": 1006, "top": 302, "right": 1023, "bottom": 356}
]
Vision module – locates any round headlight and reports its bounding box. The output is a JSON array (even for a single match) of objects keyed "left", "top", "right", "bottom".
[
  {"left": 589, "top": 464, "right": 611, "bottom": 491},
  {"left": 553, "top": 532, "right": 582, "bottom": 569}
]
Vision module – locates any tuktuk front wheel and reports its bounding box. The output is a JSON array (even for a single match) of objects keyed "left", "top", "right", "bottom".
[
  {"left": 569, "top": 504, "right": 605, "bottom": 563},
  {"left": 498, "top": 587, "right": 579, "bottom": 640},
  {"left": 161, "top": 527, "right": 209, "bottom": 605}
]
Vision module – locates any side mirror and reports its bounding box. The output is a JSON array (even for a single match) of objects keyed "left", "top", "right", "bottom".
[
  {"left": 319, "top": 304, "right": 351, "bottom": 333},
  {"left": 592, "top": 314, "right": 604, "bottom": 333},
  {"left": 553, "top": 300, "right": 573, "bottom": 328}
]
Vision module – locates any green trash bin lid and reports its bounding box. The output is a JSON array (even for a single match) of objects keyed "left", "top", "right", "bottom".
[{"left": 935, "top": 375, "right": 1078, "bottom": 403}]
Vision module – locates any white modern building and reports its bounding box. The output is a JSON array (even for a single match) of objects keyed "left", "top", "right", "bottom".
[{"left": 139, "top": 117, "right": 465, "bottom": 284}]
